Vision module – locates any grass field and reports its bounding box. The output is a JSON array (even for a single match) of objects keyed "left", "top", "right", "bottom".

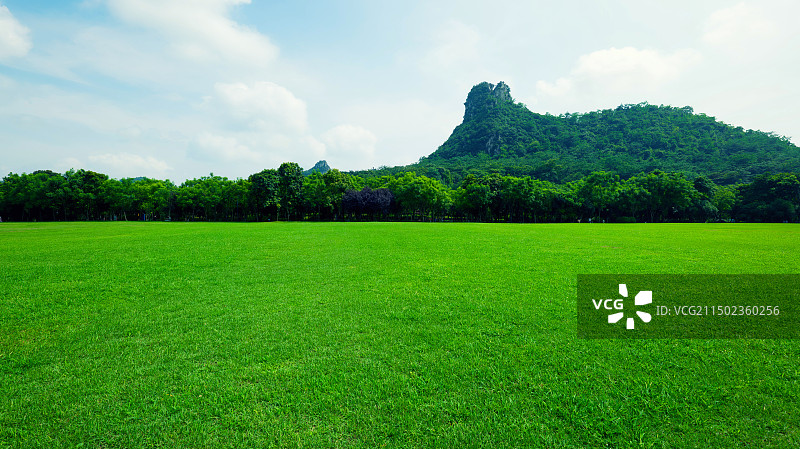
[{"left": 1, "top": 222, "right": 799, "bottom": 448}]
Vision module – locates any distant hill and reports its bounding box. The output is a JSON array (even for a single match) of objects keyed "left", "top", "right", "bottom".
[
  {"left": 354, "top": 81, "right": 800, "bottom": 185},
  {"left": 303, "top": 160, "right": 331, "bottom": 176}
]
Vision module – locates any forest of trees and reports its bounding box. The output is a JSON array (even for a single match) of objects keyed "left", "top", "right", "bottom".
[
  {"left": 352, "top": 83, "right": 800, "bottom": 186},
  {"left": 5, "top": 82, "right": 797, "bottom": 224},
  {"left": 2, "top": 164, "right": 798, "bottom": 223}
]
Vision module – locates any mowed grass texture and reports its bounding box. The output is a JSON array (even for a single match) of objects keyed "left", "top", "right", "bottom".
[{"left": 1, "top": 222, "right": 799, "bottom": 448}]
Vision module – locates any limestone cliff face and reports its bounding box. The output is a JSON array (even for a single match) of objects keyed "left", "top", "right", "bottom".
[
  {"left": 303, "top": 160, "right": 331, "bottom": 176},
  {"left": 463, "top": 81, "right": 513, "bottom": 122},
  {"left": 460, "top": 81, "right": 515, "bottom": 155}
]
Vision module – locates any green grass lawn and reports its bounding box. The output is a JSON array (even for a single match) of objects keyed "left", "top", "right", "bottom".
[{"left": 1, "top": 222, "right": 799, "bottom": 448}]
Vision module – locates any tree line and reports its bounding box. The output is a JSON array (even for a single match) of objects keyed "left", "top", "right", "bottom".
[{"left": 1, "top": 163, "right": 798, "bottom": 223}]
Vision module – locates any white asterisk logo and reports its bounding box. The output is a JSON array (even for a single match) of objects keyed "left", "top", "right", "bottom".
[{"left": 607, "top": 284, "right": 653, "bottom": 329}]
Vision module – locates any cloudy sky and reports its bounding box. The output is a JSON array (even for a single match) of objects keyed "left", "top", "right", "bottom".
[{"left": 1, "top": 0, "right": 798, "bottom": 181}]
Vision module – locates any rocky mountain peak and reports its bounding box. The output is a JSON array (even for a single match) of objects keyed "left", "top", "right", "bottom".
[
  {"left": 303, "top": 160, "right": 331, "bottom": 176},
  {"left": 463, "top": 81, "right": 513, "bottom": 121}
]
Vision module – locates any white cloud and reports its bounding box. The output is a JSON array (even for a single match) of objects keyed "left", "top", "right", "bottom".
[
  {"left": 188, "top": 82, "right": 326, "bottom": 169},
  {"left": 533, "top": 47, "right": 701, "bottom": 110},
  {"left": 536, "top": 78, "right": 572, "bottom": 97},
  {"left": 89, "top": 153, "right": 172, "bottom": 176},
  {"left": 107, "top": 0, "right": 278, "bottom": 68},
  {"left": 0, "top": 84, "right": 158, "bottom": 137},
  {"left": 0, "top": 5, "right": 32, "bottom": 59},
  {"left": 189, "top": 132, "right": 260, "bottom": 163},
  {"left": 213, "top": 81, "right": 308, "bottom": 133},
  {"left": 419, "top": 19, "right": 495, "bottom": 86},
  {"left": 292, "top": 135, "right": 327, "bottom": 169},
  {"left": 421, "top": 20, "right": 480, "bottom": 72},
  {"left": 333, "top": 97, "right": 462, "bottom": 169},
  {"left": 703, "top": 2, "right": 775, "bottom": 47},
  {"left": 117, "top": 125, "right": 142, "bottom": 139},
  {"left": 0, "top": 73, "right": 14, "bottom": 88},
  {"left": 0, "top": 80, "right": 201, "bottom": 179},
  {"left": 701, "top": 1, "right": 800, "bottom": 67},
  {"left": 66, "top": 26, "right": 187, "bottom": 86},
  {"left": 57, "top": 157, "right": 84, "bottom": 173},
  {"left": 573, "top": 47, "right": 701, "bottom": 90},
  {"left": 321, "top": 125, "right": 377, "bottom": 161}
]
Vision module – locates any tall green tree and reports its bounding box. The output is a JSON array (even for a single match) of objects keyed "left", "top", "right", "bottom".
[
  {"left": 248, "top": 169, "right": 280, "bottom": 221},
  {"left": 571, "top": 171, "right": 621, "bottom": 221},
  {"left": 452, "top": 174, "right": 491, "bottom": 221},
  {"left": 323, "top": 169, "right": 360, "bottom": 220},
  {"left": 64, "top": 169, "right": 109, "bottom": 220},
  {"left": 221, "top": 178, "right": 249, "bottom": 221},
  {"left": 302, "top": 172, "right": 327, "bottom": 220},
  {"left": 278, "top": 162, "right": 304, "bottom": 220},
  {"left": 388, "top": 172, "right": 451, "bottom": 221},
  {"left": 735, "top": 173, "right": 800, "bottom": 222},
  {"left": 632, "top": 170, "right": 697, "bottom": 222}
]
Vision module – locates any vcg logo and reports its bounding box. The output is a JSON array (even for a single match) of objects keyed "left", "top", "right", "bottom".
[{"left": 591, "top": 284, "right": 653, "bottom": 329}]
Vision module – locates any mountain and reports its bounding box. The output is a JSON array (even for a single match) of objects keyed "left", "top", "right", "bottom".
[
  {"left": 303, "top": 160, "right": 331, "bottom": 176},
  {"left": 358, "top": 81, "right": 800, "bottom": 186}
]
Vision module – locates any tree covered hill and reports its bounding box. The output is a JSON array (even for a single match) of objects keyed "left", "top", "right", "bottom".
[
  {"left": 357, "top": 82, "right": 800, "bottom": 186},
  {"left": 303, "top": 160, "right": 331, "bottom": 176}
]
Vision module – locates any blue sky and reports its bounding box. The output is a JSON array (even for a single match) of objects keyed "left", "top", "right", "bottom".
[{"left": 1, "top": 0, "right": 798, "bottom": 181}]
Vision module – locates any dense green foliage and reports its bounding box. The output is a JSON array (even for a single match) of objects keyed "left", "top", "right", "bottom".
[
  {"left": 2, "top": 167, "right": 798, "bottom": 223},
  {"left": 354, "top": 82, "right": 800, "bottom": 186},
  {"left": 2, "top": 222, "right": 799, "bottom": 447},
  {"left": 4, "top": 82, "right": 798, "bottom": 223}
]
